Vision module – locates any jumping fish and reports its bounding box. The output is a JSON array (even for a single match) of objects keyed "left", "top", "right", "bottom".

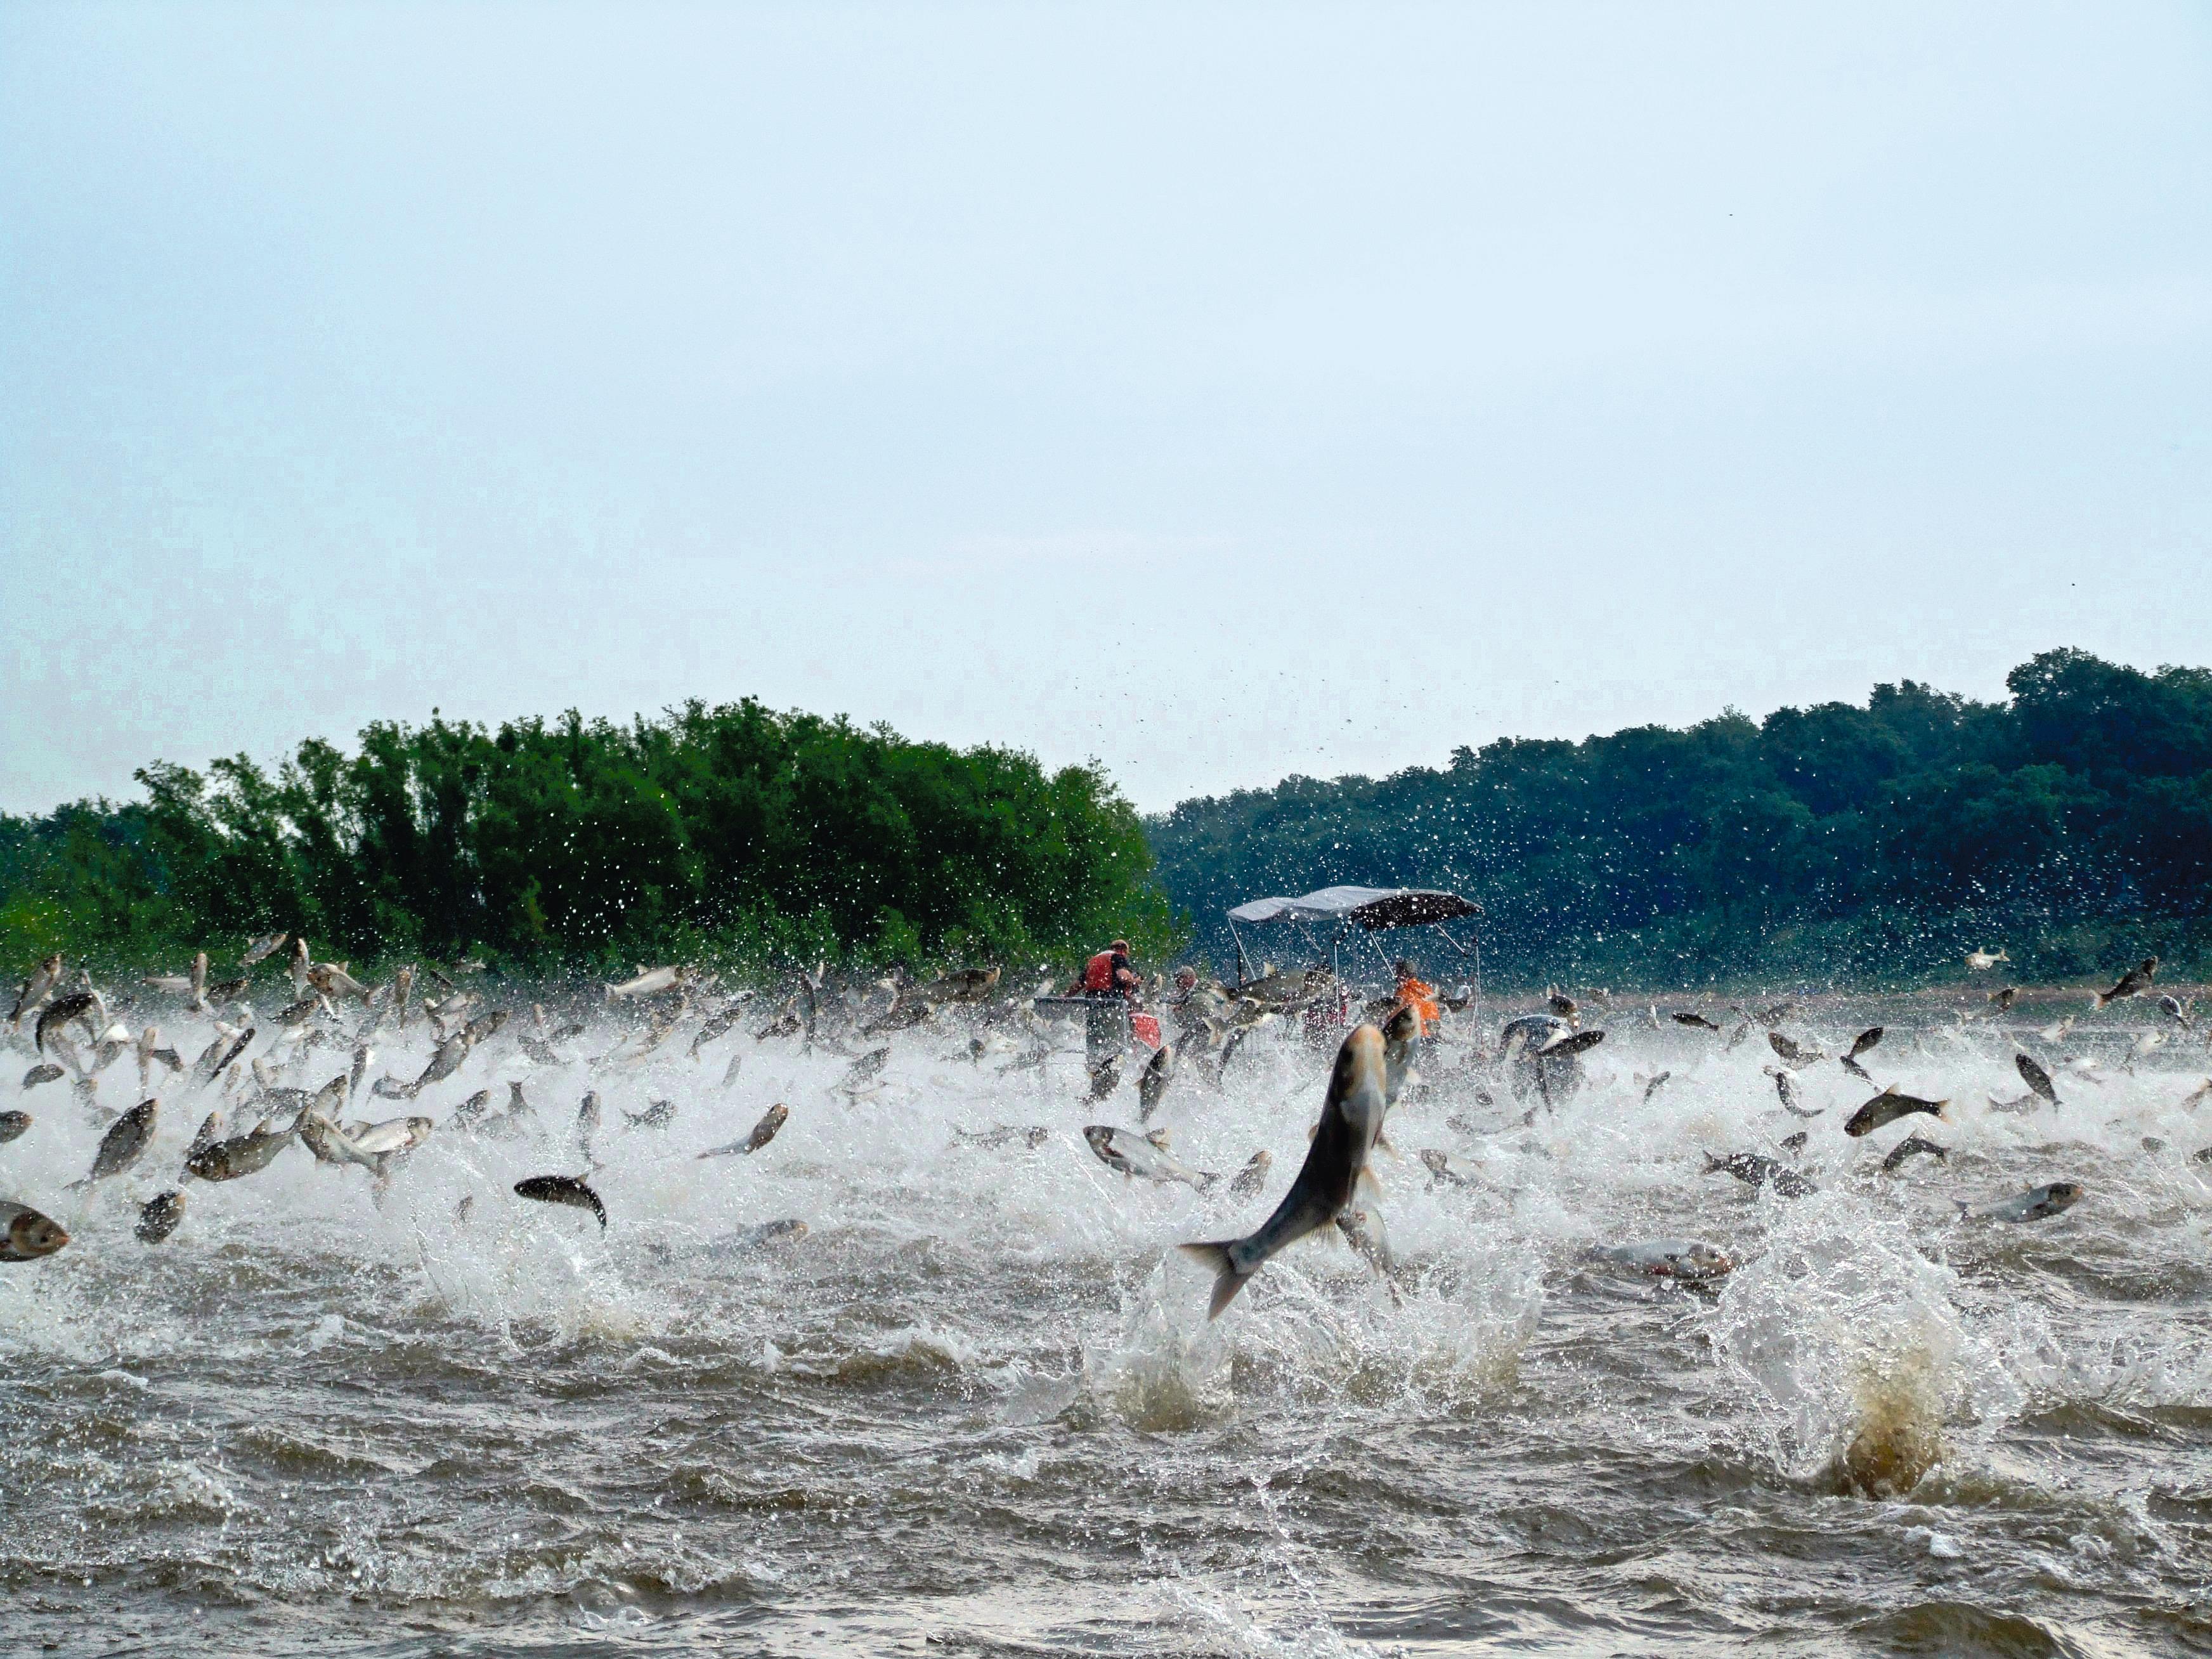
[
  {"left": 1767, "top": 1031, "right": 1822, "bottom": 1067},
  {"left": 1228, "top": 1148, "right": 1272, "bottom": 1197},
  {"left": 1672, "top": 1012, "right": 1722, "bottom": 1031},
  {"left": 953, "top": 1124, "right": 1051, "bottom": 1149},
  {"left": 1180, "top": 1024, "right": 1388, "bottom": 1318},
  {"left": 1640, "top": 1070, "right": 1672, "bottom": 1103},
  {"left": 1084, "top": 1125, "right": 1216, "bottom": 1192},
  {"left": 1587, "top": 1240, "right": 1734, "bottom": 1282},
  {"left": 2015, "top": 1051, "right": 2061, "bottom": 1107},
  {"left": 72, "top": 1098, "right": 157, "bottom": 1187},
  {"left": 1958, "top": 1181, "right": 2082, "bottom": 1223},
  {"left": 1703, "top": 1150, "right": 1816, "bottom": 1198},
  {"left": 34, "top": 992, "right": 96, "bottom": 1055},
  {"left": 0, "top": 1110, "right": 29, "bottom": 1143},
  {"left": 606, "top": 966, "right": 684, "bottom": 1003},
  {"left": 514, "top": 1174, "right": 606, "bottom": 1228},
  {"left": 8, "top": 954, "right": 63, "bottom": 1029},
  {"left": 241, "top": 932, "right": 288, "bottom": 967},
  {"left": 698, "top": 1102, "right": 789, "bottom": 1159},
  {"left": 2094, "top": 957, "right": 2156, "bottom": 1008},
  {"left": 22, "top": 1064, "right": 63, "bottom": 1091},
  {"left": 0, "top": 1199, "right": 68, "bottom": 1261},
  {"left": 1764, "top": 1066, "right": 1821, "bottom": 1118},
  {"left": 1845, "top": 1085, "right": 1948, "bottom": 1138},
  {"left": 1136, "top": 1043, "right": 1176, "bottom": 1121},
  {"left": 1419, "top": 1148, "right": 1471, "bottom": 1188},
  {"left": 135, "top": 1190, "right": 186, "bottom": 1244},
  {"left": 185, "top": 1124, "right": 294, "bottom": 1181},
  {"left": 1881, "top": 1135, "right": 1948, "bottom": 1172},
  {"left": 1965, "top": 947, "right": 2008, "bottom": 971}
]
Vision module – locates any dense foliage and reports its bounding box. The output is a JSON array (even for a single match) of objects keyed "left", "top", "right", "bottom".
[
  {"left": 1, "top": 701, "right": 1174, "bottom": 978},
  {"left": 1148, "top": 651, "right": 2212, "bottom": 990}
]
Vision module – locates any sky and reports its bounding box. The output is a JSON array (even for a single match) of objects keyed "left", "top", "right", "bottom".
[{"left": 4, "top": 3, "right": 2210, "bottom": 816}]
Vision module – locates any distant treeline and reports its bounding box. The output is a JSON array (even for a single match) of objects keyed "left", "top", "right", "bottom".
[
  {"left": 0, "top": 701, "right": 1176, "bottom": 978},
  {"left": 1147, "top": 650, "right": 2212, "bottom": 991}
]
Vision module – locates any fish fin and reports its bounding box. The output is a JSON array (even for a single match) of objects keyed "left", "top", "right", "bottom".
[
  {"left": 1701, "top": 1152, "right": 1724, "bottom": 1173},
  {"left": 1933, "top": 1101, "right": 1951, "bottom": 1121},
  {"left": 1373, "top": 1129, "right": 1394, "bottom": 1154},
  {"left": 1953, "top": 1199, "right": 1971, "bottom": 1220},
  {"left": 1880, "top": 1083, "right": 1898, "bottom": 1096},
  {"left": 1179, "top": 1240, "right": 1249, "bottom": 1320}
]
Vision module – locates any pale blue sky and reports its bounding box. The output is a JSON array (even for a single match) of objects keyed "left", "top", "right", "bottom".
[{"left": 4, "top": 3, "right": 2209, "bottom": 814}]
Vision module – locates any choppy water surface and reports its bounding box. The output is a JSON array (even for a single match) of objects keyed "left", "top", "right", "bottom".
[{"left": 4, "top": 988, "right": 2211, "bottom": 1656}]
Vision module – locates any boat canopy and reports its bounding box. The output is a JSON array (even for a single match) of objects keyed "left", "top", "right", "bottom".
[{"left": 1226, "top": 885, "right": 1481, "bottom": 932}]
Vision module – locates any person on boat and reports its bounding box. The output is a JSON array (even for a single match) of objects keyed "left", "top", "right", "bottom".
[
  {"left": 1072, "top": 940, "right": 1139, "bottom": 1001},
  {"left": 1389, "top": 958, "right": 1440, "bottom": 1037}
]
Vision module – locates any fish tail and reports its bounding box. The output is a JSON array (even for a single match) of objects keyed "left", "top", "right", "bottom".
[
  {"left": 1933, "top": 1101, "right": 1951, "bottom": 1121},
  {"left": 1953, "top": 1199, "right": 1971, "bottom": 1221},
  {"left": 2093, "top": 991, "right": 2112, "bottom": 1008},
  {"left": 1195, "top": 1171, "right": 1220, "bottom": 1192},
  {"left": 1701, "top": 1152, "right": 1724, "bottom": 1173},
  {"left": 1179, "top": 1240, "right": 1249, "bottom": 1320}
]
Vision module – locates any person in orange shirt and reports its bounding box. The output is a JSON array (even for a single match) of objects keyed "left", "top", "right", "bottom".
[{"left": 1389, "top": 958, "right": 1440, "bottom": 1036}]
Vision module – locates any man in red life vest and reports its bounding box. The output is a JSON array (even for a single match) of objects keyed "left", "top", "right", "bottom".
[
  {"left": 1074, "top": 939, "right": 1139, "bottom": 1000},
  {"left": 1072, "top": 939, "right": 1140, "bottom": 1069}
]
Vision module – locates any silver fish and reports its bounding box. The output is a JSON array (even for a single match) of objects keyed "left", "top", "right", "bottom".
[
  {"left": 1703, "top": 1150, "right": 1816, "bottom": 1198},
  {"left": 2015, "top": 1051, "right": 2060, "bottom": 1107},
  {"left": 1764, "top": 1065, "right": 1821, "bottom": 1117},
  {"left": 2093, "top": 957, "right": 2156, "bottom": 1008},
  {"left": 22, "top": 1064, "right": 63, "bottom": 1091},
  {"left": 8, "top": 954, "right": 63, "bottom": 1029},
  {"left": 1587, "top": 1239, "right": 1734, "bottom": 1282},
  {"left": 1419, "top": 1148, "right": 1471, "bottom": 1188},
  {"left": 34, "top": 992, "right": 96, "bottom": 1055},
  {"left": 1136, "top": 1044, "right": 1176, "bottom": 1121},
  {"left": 1084, "top": 1124, "right": 1216, "bottom": 1191},
  {"left": 698, "top": 1102, "right": 788, "bottom": 1159},
  {"left": 1958, "top": 1181, "right": 2082, "bottom": 1223},
  {"left": 625, "top": 1099, "right": 677, "bottom": 1130},
  {"left": 514, "top": 1174, "right": 606, "bottom": 1228},
  {"left": 0, "top": 1110, "right": 29, "bottom": 1143},
  {"left": 135, "top": 1190, "right": 186, "bottom": 1244},
  {"left": 1881, "top": 1135, "right": 1948, "bottom": 1172},
  {"left": 0, "top": 1199, "right": 68, "bottom": 1261},
  {"left": 952, "top": 1124, "right": 1050, "bottom": 1150},
  {"left": 185, "top": 1124, "right": 294, "bottom": 1181},
  {"left": 1227, "top": 1148, "right": 1273, "bottom": 1197},
  {"left": 606, "top": 965, "right": 685, "bottom": 1002},
  {"left": 1767, "top": 1031, "right": 1823, "bottom": 1067},
  {"left": 1845, "top": 1084, "right": 1948, "bottom": 1138},
  {"left": 241, "top": 932, "right": 288, "bottom": 967},
  {"left": 72, "top": 1097, "right": 157, "bottom": 1187},
  {"left": 1180, "top": 1024, "right": 1388, "bottom": 1318}
]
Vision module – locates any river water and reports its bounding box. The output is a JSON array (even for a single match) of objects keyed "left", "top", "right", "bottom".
[{"left": 3, "top": 987, "right": 2208, "bottom": 1655}]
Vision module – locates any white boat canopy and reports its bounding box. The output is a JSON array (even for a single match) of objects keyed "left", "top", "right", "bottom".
[{"left": 1226, "top": 885, "right": 1481, "bottom": 931}]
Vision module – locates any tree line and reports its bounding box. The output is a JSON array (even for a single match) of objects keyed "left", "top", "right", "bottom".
[
  {"left": 0, "top": 700, "right": 1176, "bottom": 980},
  {"left": 1146, "top": 650, "right": 2212, "bottom": 991},
  {"left": 10, "top": 650, "right": 2209, "bottom": 992}
]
